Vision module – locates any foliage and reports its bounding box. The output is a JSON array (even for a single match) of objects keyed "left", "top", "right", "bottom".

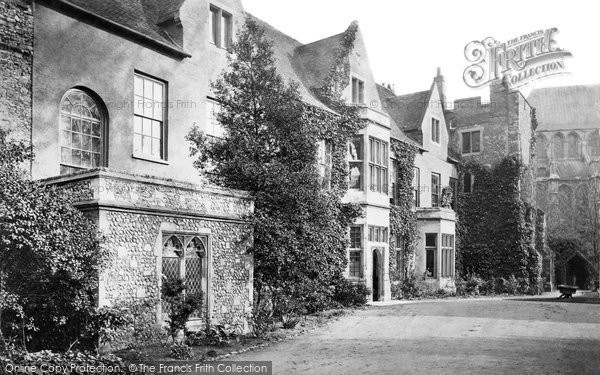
[
  {"left": 169, "top": 342, "right": 194, "bottom": 360},
  {"left": 161, "top": 279, "right": 203, "bottom": 343},
  {"left": 332, "top": 278, "right": 369, "bottom": 307},
  {"left": 456, "top": 155, "right": 541, "bottom": 293},
  {"left": 186, "top": 17, "right": 364, "bottom": 317},
  {"left": 95, "top": 299, "right": 167, "bottom": 354},
  {"left": 455, "top": 274, "right": 526, "bottom": 296},
  {"left": 0, "top": 130, "right": 105, "bottom": 351},
  {"left": 389, "top": 140, "right": 419, "bottom": 281},
  {"left": 391, "top": 274, "right": 453, "bottom": 300}
]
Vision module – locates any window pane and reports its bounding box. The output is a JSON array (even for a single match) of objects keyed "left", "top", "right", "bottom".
[
  {"left": 143, "top": 79, "right": 153, "bottom": 100},
  {"left": 349, "top": 162, "right": 362, "bottom": 189},
  {"left": 142, "top": 118, "right": 152, "bottom": 136},
  {"left": 425, "top": 233, "right": 437, "bottom": 247},
  {"left": 143, "top": 99, "right": 154, "bottom": 118},
  {"left": 82, "top": 135, "right": 91, "bottom": 151},
  {"left": 134, "top": 76, "right": 143, "bottom": 96},
  {"left": 142, "top": 136, "right": 151, "bottom": 154},
  {"left": 61, "top": 147, "right": 71, "bottom": 163},
  {"left": 349, "top": 136, "right": 363, "bottom": 161},
  {"left": 134, "top": 95, "right": 144, "bottom": 116},
  {"left": 61, "top": 116, "right": 71, "bottom": 130},
  {"left": 72, "top": 133, "right": 81, "bottom": 149},
  {"left": 472, "top": 131, "right": 481, "bottom": 153},
  {"left": 72, "top": 119, "right": 81, "bottom": 133},
  {"left": 462, "top": 132, "right": 471, "bottom": 153},
  {"left": 71, "top": 149, "right": 82, "bottom": 165},
  {"left": 153, "top": 82, "right": 163, "bottom": 103},
  {"left": 92, "top": 137, "right": 101, "bottom": 153}
]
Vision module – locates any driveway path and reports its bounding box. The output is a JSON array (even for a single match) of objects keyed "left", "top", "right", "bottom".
[{"left": 229, "top": 296, "right": 600, "bottom": 374}]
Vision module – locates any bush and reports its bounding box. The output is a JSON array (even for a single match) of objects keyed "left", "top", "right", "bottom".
[
  {"left": 0, "top": 130, "right": 105, "bottom": 351},
  {"left": 456, "top": 274, "right": 484, "bottom": 296},
  {"left": 169, "top": 342, "right": 193, "bottom": 360},
  {"left": 162, "top": 279, "right": 203, "bottom": 343},
  {"left": 333, "top": 279, "right": 369, "bottom": 307},
  {"left": 392, "top": 274, "right": 423, "bottom": 299}
]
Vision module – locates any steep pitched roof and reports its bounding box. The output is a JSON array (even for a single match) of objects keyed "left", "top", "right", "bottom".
[
  {"left": 246, "top": 14, "right": 333, "bottom": 111},
  {"left": 528, "top": 84, "right": 600, "bottom": 131},
  {"left": 383, "top": 89, "right": 431, "bottom": 132},
  {"left": 376, "top": 84, "right": 423, "bottom": 149},
  {"left": 294, "top": 33, "right": 344, "bottom": 92},
  {"left": 42, "top": 0, "right": 188, "bottom": 56}
]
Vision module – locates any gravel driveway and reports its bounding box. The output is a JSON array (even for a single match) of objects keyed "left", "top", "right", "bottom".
[{"left": 229, "top": 296, "right": 600, "bottom": 374}]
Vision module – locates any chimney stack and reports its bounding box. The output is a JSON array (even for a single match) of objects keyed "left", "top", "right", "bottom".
[{"left": 434, "top": 67, "right": 447, "bottom": 110}]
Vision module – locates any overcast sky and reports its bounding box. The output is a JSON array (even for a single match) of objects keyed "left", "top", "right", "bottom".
[{"left": 243, "top": 0, "right": 598, "bottom": 102}]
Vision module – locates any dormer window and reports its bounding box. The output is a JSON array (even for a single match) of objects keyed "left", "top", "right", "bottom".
[
  {"left": 209, "top": 5, "right": 232, "bottom": 49},
  {"left": 431, "top": 118, "right": 440, "bottom": 143},
  {"left": 352, "top": 77, "right": 364, "bottom": 104}
]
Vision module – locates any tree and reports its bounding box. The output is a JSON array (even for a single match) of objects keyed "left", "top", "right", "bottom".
[
  {"left": 0, "top": 130, "right": 105, "bottom": 351},
  {"left": 187, "top": 18, "right": 363, "bottom": 315}
]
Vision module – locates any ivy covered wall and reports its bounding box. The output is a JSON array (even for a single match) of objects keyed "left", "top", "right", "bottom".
[
  {"left": 456, "top": 155, "right": 542, "bottom": 292},
  {"left": 389, "top": 139, "right": 419, "bottom": 280}
]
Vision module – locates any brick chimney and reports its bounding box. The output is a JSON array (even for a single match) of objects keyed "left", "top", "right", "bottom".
[{"left": 434, "top": 67, "right": 446, "bottom": 110}]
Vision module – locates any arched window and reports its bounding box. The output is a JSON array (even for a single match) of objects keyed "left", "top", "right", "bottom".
[
  {"left": 60, "top": 89, "right": 106, "bottom": 174},
  {"left": 162, "top": 235, "right": 184, "bottom": 284},
  {"left": 161, "top": 234, "right": 207, "bottom": 311},
  {"left": 567, "top": 133, "right": 580, "bottom": 159},
  {"left": 588, "top": 131, "right": 600, "bottom": 158},
  {"left": 536, "top": 134, "right": 548, "bottom": 160},
  {"left": 185, "top": 237, "right": 206, "bottom": 297},
  {"left": 552, "top": 133, "right": 564, "bottom": 160}
]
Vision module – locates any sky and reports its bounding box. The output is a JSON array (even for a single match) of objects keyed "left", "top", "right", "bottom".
[{"left": 243, "top": 0, "right": 599, "bottom": 102}]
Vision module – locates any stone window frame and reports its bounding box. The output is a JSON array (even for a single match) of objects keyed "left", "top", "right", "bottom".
[
  {"left": 59, "top": 88, "right": 108, "bottom": 175},
  {"left": 460, "top": 127, "right": 482, "bottom": 155},
  {"left": 431, "top": 172, "right": 441, "bottom": 208},
  {"left": 440, "top": 234, "right": 455, "bottom": 277},
  {"left": 368, "top": 136, "right": 389, "bottom": 195},
  {"left": 425, "top": 233, "right": 437, "bottom": 278},
  {"left": 159, "top": 231, "right": 211, "bottom": 322},
  {"left": 209, "top": 4, "right": 233, "bottom": 50},
  {"left": 368, "top": 225, "right": 388, "bottom": 243},
  {"left": 413, "top": 167, "right": 421, "bottom": 208},
  {"left": 431, "top": 117, "right": 441, "bottom": 144},
  {"left": 348, "top": 135, "right": 364, "bottom": 191},
  {"left": 348, "top": 225, "right": 363, "bottom": 278},
  {"left": 351, "top": 76, "right": 365, "bottom": 104}
]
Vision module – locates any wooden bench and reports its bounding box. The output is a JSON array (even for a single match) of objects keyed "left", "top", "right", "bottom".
[{"left": 557, "top": 285, "right": 578, "bottom": 299}]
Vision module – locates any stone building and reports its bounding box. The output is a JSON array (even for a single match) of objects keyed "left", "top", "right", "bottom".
[
  {"left": 1, "top": 0, "right": 256, "bottom": 330},
  {"left": 378, "top": 72, "right": 459, "bottom": 290},
  {"left": 528, "top": 84, "right": 600, "bottom": 288},
  {"left": 445, "top": 79, "right": 546, "bottom": 290}
]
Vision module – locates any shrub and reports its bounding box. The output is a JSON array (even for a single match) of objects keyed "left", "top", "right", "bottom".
[
  {"left": 169, "top": 342, "right": 193, "bottom": 360},
  {"left": 0, "top": 130, "right": 105, "bottom": 351},
  {"left": 456, "top": 274, "right": 484, "bottom": 296},
  {"left": 393, "top": 274, "right": 423, "bottom": 299},
  {"left": 333, "top": 279, "right": 369, "bottom": 307},
  {"left": 162, "top": 279, "right": 203, "bottom": 343}
]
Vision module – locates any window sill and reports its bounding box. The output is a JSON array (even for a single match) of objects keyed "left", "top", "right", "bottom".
[{"left": 132, "top": 153, "right": 169, "bottom": 165}]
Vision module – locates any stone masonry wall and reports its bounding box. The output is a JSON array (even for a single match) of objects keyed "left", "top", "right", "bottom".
[
  {"left": 46, "top": 170, "right": 254, "bottom": 330},
  {"left": 0, "top": 0, "right": 33, "bottom": 142},
  {"left": 101, "top": 211, "right": 253, "bottom": 328}
]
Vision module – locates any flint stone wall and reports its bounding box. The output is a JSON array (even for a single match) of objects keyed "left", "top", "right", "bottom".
[{"left": 42, "top": 169, "right": 254, "bottom": 329}]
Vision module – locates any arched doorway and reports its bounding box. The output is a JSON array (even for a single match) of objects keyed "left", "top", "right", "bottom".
[{"left": 372, "top": 250, "right": 380, "bottom": 301}]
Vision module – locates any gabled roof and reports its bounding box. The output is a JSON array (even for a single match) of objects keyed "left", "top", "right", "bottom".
[
  {"left": 376, "top": 84, "right": 424, "bottom": 149},
  {"left": 383, "top": 88, "right": 432, "bottom": 132},
  {"left": 246, "top": 14, "right": 332, "bottom": 111},
  {"left": 528, "top": 84, "right": 600, "bottom": 131},
  {"left": 294, "top": 33, "right": 344, "bottom": 92},
  {"left": 41, "top": 0, "right": 188, "bottom": 57}
]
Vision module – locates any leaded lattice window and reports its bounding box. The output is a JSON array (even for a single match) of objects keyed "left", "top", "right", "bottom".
[
  {"left": 60, "top": 89, "right": 105, "bottom": 174},
  {"left": 161, "top": 234, "right": 208, "bottom": 317}
]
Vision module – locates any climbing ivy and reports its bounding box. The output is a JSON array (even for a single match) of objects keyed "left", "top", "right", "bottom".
[
  {"left": 389, "top": 139, "right": 419, "bottom": 280},
  {"left": 456, "top": 155, "right": 542, "bottom": 293}
]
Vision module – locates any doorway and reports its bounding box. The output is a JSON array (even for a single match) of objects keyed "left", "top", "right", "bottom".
[{"left": 372, "top": 250, "right": 380, "bottom": 301}]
